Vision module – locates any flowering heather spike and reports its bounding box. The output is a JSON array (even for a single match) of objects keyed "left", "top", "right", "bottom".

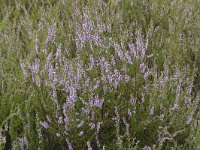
[
  {"left": 145, "top": 32, "right": 149, "bottom": 50},
  {"left": 31, "top": 58, "right": 40, "bottom": 74},
  {"left": 66, "top": 139, "right": 73, "bottom": 150},
  {"left": 125, "top": 51, "right": 133, "bottom": 64},
  {"left": 124, "top": 75, "right": 131, "bottom": 83},
  {"left": 121, "top": 65, "right": 127, "bottom": 72},
  {"left": 89, "top": 55, "right": 95, "bottom": 70},
  {"left": 128, "top": 43, "right": 139, "bottom": 60},
  {"left": 143, "top": 146, "right": 151, "bottom": 150},
  {"left": 40, "top": 121, "right": 49, "bottom": 129},
  {"left": 67, "top": 86, "right": 77, "bottom": 107},
  {"left": 140, "top": 63, "right": 146, "bottom": 74},
  {"left": 18, "top": 137, "right": 27, "bottom": 150},
  {"left": 77, "top": 120, "right": 84, "bottom": 128},
  {"left": 20, "top": 60, "right": 28, "bottom": 78},
  {"left": 56, "top": 44, "right": 62, "bottom": 62},
  {"left": 89, "top": 122, "right": 96, "bottom": 129},
  {"left": 128, "top": 108, "right": 132, "bottom": 117},
  {"left": 64, "top": 116, "right": 68, "bottom": 126},
  {"left": 114, "top": 43, "right": 124, "bottom": 60},
  {"left": 35, "top": 34, "right": 39, "bottom": 56},
  {"left": 159, "top": 114, "right": 164, "bottom": 121},
  {"left": 35, "top": 75, "right": 41, "bottom": 87},
  {"left": 46, "top": 23, "right": 56, "bottom": 44},
  {"left": 87, "top": 141, "right": 92, "bottom": 150},
  {"left": 45, "top": 53, "right": 52, "bottom": 69},
  {"left": 107, "top": 74, "right": 114, "bottom": 84}
]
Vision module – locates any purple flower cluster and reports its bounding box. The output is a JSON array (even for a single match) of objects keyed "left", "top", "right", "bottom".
[{"left": 18, "top": 3, "right": 196, "bottom": 149}]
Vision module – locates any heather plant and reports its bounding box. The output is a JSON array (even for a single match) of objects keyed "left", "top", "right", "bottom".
[{"left": 0, "top": 0, "right": 199, "bottom": 149}]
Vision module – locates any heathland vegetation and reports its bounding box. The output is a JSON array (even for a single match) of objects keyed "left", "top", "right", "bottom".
[{"left": 0, "top": 0, "right": 199, "bottom": 149}]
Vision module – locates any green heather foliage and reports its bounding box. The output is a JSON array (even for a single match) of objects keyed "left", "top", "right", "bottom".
[{"left": 0, "top": 0, "right": 199, "bottom": 149}]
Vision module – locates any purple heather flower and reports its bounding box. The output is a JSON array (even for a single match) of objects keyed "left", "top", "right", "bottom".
[
  {"left": 31, "top": 58, "right": 40, "bottom": 74},
  {"left": 103, "top": 61, "right": 110, "bottom": 73},
  {"left": 185, "top": 97, "right": 191, "bottom": 105},
  {"left": 129, "top": 43, "right": 139, "bottom": 60},
  {"left": 64, "top": 117, "right": 68, "bottom": 125},
  {"left": 114, "top": 43, "right": 124, "bottom": 60},
  {"left": 46, "top": 23, "right": 56, "bottom": 43},
  {"left": 121, "top": 65, "right": 127, "bottom": 72},
  {"left": 124, "top": 74, "right": 131, "bottom": 83},
  {"left": 66, "top": 139, "right": 73, "bottom": 150},
  {"left": 20, "top": 60, "right": 28, "bottom": 78},
  {"left": 56, "top": 44, "right": 62, "bottom": 62},
  {"left": 82, "top": 107, "right": 89, "bottom": 115},
  {"left": 125, "top": 51, "right": 133, "bottom": 64},
  {"left": 40, "top": 121, "right": 49, "bottom": 129},
  {"left": 144, "top": 69, "right": 151, "bottom": 80},
  {"left": 143, "top": 146, "right": 151, "bottom": 150},
  {"left": 128, "top": 108, "right": 132, "bottom": 117},
  {"left": 159, "top": 114, "right": 164, "bottom": 121},
  {"left": 35, "top": 34, "right": 39, "bottom": 56},
  {"left": 87, "top": 141, "right": 92, "bottom": 150},
  {"left": 89, "top": 123, "right": 95, "bottom": 129},
  {"left": 77, "top": 120, "right": 84, "bottom": 128},
  {"left": 140, "top": 63, "right": 146, "bottom": 74},
  {"left": 89, "top": 55, "right": 95, "bottom": 70},
  {"left": 114, "top": 69, "right": 120, "bottom": 79},
  {"left": 18, "top": 137, "right": 27, "bottom": 150},
  {"left": 89, "top": 95, "right": 104, "bottom": 109},
  {"left": 107, "top": 74, "right": 114, "bottom": 83},
  {"left": 111, "top": 55, "right": 116, "bottom": 66},
  {"left": 45, "top": 52, "right": 52, "bottom": 69}
]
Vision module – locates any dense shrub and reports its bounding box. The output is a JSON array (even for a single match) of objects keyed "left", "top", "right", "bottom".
[{"left": 0, "top": 0, "right": 199, "bottom": 149}]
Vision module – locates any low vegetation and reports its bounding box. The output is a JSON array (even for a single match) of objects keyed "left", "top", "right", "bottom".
[{"left": 0, "top": 0, "right": 199, "bottom": 149}]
